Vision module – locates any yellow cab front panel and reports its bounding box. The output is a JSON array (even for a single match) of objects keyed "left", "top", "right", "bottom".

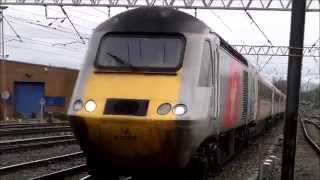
[{"left": 69, "top": 69, "right": 193, "bottom": 171}]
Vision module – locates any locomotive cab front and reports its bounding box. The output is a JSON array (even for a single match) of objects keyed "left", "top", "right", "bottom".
[{"left": 68, "top": 7, "right": 219, "bottom": 177}]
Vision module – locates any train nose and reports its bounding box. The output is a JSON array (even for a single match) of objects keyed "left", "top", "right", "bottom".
[
  {"left": 70, "top": 115, "right": 211, "bottom": 172},
  {"left": 96, "top": 118, "right": 211, "bottom": 169},
  {"left": 97, "top": 119, "right": 178, "bottom": 168}
]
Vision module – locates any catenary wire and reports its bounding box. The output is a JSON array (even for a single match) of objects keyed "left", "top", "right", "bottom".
[
  {"left": 3, "top": 16, "right": 23, "bottom": 42},
  {"left": 60, "top": 6, "right": 86, "bottom": 44}
]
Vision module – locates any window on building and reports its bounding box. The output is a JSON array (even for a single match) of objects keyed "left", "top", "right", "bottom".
[{"left": 198, "top": 41, "right": 213, "bottom": 87}]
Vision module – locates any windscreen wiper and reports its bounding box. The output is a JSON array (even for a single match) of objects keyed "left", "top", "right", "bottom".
[{"left": 106, "top": 52, "right": 136, "bottom": 69}]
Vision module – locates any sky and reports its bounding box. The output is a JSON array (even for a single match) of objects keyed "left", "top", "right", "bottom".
[{"left": 1, "top": 5, "right": 320, "bottom": 84}]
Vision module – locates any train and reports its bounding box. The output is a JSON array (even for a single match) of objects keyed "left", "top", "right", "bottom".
[{"left": 67, "top": 7, "right": 286, "bottom": 179}]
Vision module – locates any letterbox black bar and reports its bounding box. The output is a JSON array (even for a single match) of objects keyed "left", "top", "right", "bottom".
[{"left": 281, "top": 0, "right": 307, "bottom": 180}]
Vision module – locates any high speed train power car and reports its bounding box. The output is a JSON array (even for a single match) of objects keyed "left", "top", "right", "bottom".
[{"left": 68, "top": 7, "right": 286, "bottom": 179}]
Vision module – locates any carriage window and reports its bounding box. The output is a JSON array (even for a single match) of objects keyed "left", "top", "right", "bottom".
[
  {"left": 198, "top": 41, "right": 213, "bottom": 87},
  {"left": 258, "top": 81, "right": 273, "bottom": 100},
  {"left": 95, "top": 34, "right": 185, "bottom": 73}
]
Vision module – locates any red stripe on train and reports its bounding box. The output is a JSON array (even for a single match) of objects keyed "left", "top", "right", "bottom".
[{"left": 223, "top": 62, "right": 241, "bottom": 129}]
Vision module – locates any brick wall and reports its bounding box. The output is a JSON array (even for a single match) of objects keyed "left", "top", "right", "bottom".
[{"left": 0, "top": 60, "right": 79, "bottom": 119}]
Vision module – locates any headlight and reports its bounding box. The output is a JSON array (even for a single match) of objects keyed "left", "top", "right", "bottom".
[
  {"left": 85, "top": 100, "right": 97, "bottom": 112},
  {"left": 173, "top": 104, "right": 187, "bottom": 115},
  {"left": 157, "top": 103, "right": 171, "bottom": 115},
  {"left": 73, "top": 100, "right": 83, "bottom": 112}
]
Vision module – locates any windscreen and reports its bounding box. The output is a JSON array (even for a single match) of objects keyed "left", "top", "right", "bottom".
[{"left": 95, "top": 34, "right": 185, "bottom": 72}]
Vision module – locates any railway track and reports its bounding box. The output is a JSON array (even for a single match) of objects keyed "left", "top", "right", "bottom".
[
  {"left": 80, "top": 175, "right": 92, "bottom": 180},
  {"left": 0, "top": 126, "right": 72, "bottom": 136},
  {"left": 0, "top": 151, "right": 85, "bottom": 176},
  {"left": 0, "top": 122, "right": 69, "bottom": 129},
  {"left": 29, "top": 164, "right": 88, "bottom": 180},
  {"left": 0, "top": 135, "right": 76, "bottom": 152},
  {"left": 301, "top": 118, "right": 320, "bottom": 154}
]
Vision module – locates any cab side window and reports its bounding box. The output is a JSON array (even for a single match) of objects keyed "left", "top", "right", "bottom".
[{"left": 198, "top": 41, "right": 213, "bottom": 87}]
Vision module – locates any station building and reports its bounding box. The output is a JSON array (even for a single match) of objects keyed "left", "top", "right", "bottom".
[{"left": 0, "top": 59, "right": 78, "bottom": 120}]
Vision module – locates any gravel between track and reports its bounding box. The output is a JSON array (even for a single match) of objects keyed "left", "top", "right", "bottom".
[
  {"left": 214, "top": 109, "right": 320, "bottom": 180},
  {"left": 1, "top": 156, "right": 86, "bottom": 180},
  {"left": 0, "top": 121, "right": 83, "bottom": 179},
  {"left": 214, "top": 119, "right": 284, "bottom": 180},
  {"left": 295, "top": 109, "right": 320, "bottom": 180},
  {"left": 305, "top": 120, "right": 320, "bottom": 146},
  {"left": 64, "top": 172, "right": 90, "bottom": 180},
  {"left": 0, "top": 131, "right": 73, "bottom": 141},
  {"left": 0, "top": 144, "right": 81, "bottom": 167}
]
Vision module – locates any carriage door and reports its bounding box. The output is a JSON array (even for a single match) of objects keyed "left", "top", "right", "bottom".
[
  {"left": 199, "top": 40, "right": 215, "bottom": 119},
  {"left": 213, "top": 45, "right": 219, "bottom": 119},
  {"left": 249, "top": 71, "right": 256, "bottom": 122}
]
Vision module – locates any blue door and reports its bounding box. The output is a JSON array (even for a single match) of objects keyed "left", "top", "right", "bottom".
[{"left": 15, "top": 82, "right": 45, "bottom": 119}]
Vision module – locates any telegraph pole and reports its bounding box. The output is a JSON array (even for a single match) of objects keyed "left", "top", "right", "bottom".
[
  {"left": 0, "top": 6, "right": 8, "bottom": 121},
  {"left": 281, "top": 0, "right": 306, "bottom": 180}
]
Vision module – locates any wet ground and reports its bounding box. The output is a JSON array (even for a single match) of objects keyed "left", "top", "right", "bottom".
[{"left": 295, "top": 110, "right": 320, "bottom": 180}]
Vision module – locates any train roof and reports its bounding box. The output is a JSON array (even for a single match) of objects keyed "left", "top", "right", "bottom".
[
  {"left": 95, "top": 7, "right": 211, "bottom": 34},
  {"left": 258, "top": 73, "right": 286, "bottom": 96},
  {"left": 211, "top": 34, "right": 284, "bottom": 95},
  {"left": 219, "top": 37, "right": 249, "bottom": 66},
  {"left": 94, "top": 7, "right": 248, "bottom": 66}
]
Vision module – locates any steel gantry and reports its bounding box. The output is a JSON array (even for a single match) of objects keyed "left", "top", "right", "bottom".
[
  {"left": 232, "top": 45, "right": 320, "bottom": 57},
  {"left": 0, "top": 0, "right": 319, "bottom": 11}
]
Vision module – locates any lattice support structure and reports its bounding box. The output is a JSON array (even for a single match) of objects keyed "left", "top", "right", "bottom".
[
  {"left": 0, "top": 0, "right": 319, "bottom": 11},
  {"left": 232, "top": 45, "right": 320, "bottom": 57}
]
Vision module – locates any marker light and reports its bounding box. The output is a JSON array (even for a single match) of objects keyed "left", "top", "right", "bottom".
[
  {"left": 173, "top": 104, "right": 187, "bottom": 115},
  {"left": 157, "top": 103, "right": 171, "bottom": 115},
  {"left": 73, "top": 100, "right": 83, "bottom": 112},
  {"left": 85, "top": 100, "right": 97, "bottom": 112}
]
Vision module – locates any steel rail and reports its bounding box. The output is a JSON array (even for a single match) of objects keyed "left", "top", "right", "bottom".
[
  {"left": 0, "top": 139, "right": 76, "bottom": 152},
  {"left": 304, "top": 115, "right": 320, "bottom": 119},
  {"left": 0, "top": 135, "right": 76, "bottom": 152},
  {"left": 80, "top": 175, "right": 91, "bottom": 180},
  {"left": 0, "top": 151, "right": 84, "bottom": 174},
  {"left": 0, "top": 126, "right": 72, "bottom": 135},
  {"left": 305, "top": 119, "right": 320, "bottom": 129},
  {"left": 0, "top": 135, "right": 74, "bottom": 145},
  {"left": 0, "top": 122, "right": 69, "bottom": 129},
  {"left": 29, "top": 164, "right": 87, "bottom": 180},
  {"left": 301, "top": 118, "right": 320, "bottom": 154}
]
